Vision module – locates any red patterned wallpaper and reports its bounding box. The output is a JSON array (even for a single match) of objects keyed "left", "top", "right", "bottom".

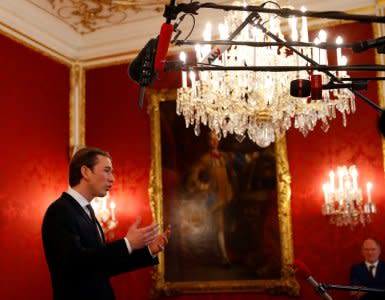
[{"left": 0, "top": 35, "right": 70, "bottom": 298}]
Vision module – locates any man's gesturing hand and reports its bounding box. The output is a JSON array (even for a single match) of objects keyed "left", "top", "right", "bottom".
[
  {"left": 125, "top": 217, "right": 159, "bottom": 250},
  {"left": 149, "top": 225, "right": 171, "bottom": 255}
]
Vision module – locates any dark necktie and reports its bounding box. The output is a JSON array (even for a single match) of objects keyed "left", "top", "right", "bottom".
[
  {"left": 368, "top": 265, "right": 375, "bottom": 278},
  {"left": 86, "top": 204, "right": 104, "bottom": 244}
]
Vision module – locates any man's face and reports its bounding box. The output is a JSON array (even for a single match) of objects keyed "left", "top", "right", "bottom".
[
  {"left": 362, "top": 239, "right": 381, "bottom": 263},
  {"left": 86, "top": 155, "right": 115, "bottom": 198}
]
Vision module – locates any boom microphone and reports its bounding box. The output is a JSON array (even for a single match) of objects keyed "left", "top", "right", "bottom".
[
  {"left": 290, "top": 78, "right": 368, "bottom": 98},
  {"left": 154, "top": 0, "right": 176, "bottom": 73},
  {"left": 352, "top": 36, "right": 385, "bottom": 53},
  {"left": 293, "top": 259, "right": 333, "bottom": 300}
]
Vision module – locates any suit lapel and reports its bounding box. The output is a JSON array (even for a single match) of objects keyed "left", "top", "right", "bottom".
[
  {"left": 61, "top": 192, "right": 94, "bottom": 226},
  {"left": 62, "top": 192, "right": 106, "bottom": 244},
  {"left": 375, "top": 262, "right": 384, "bottom": 280},
  {"left": 95, "top": 219, "right": 106, "bottom": 244}
]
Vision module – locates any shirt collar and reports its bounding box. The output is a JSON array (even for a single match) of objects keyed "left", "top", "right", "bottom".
[
  {"left": 365, "top": 261, "right": 379, "bottom": 267},
  {"left": 67, "top": 187, "right": 90, "bottom": 209}
]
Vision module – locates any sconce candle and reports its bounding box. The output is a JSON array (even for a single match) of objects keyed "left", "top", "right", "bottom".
[
  {"left": 322, "top": 165, "right": 376, "bottom": 227},
  {"left": 110, "top": 201, "right": 116, "bottom": 221},
  {"left": 92, "top": 192, "right": 118, "bottom": 238},
  {"left": 179, "top": 52, "right": 187, "bottom": 88},
  {"left": 367, "top": 182, "right": 373, "bottom": 203}
]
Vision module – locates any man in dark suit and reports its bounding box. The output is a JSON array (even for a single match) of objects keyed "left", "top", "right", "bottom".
[
  {"left": 350, "top": 238, "right": 385, "bottom": 300},
  {"left": 42, "top": 147, "right": 171, "bottom": 300}
]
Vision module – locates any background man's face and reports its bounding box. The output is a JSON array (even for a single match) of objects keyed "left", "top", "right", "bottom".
[{"left": 362, "top": 239, "right": 381, "bottom": 263}]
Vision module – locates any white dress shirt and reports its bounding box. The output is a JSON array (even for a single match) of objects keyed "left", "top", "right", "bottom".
[{"left": 365, "top": 260, "right": 379, "bottom": 278}]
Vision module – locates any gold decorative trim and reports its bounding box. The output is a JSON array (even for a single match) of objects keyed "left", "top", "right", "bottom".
[
  {"left": 374, "top": 2, "right": 385, "bottom": 175},
  {"left": 147, "top": 88, "right": 299, "bottom": 297},
  {"left": 35, "top": 0, "right": 167, "bottom": 35},
  {"left": 69, "top": 63, "right": 86, "bottom": 157}
]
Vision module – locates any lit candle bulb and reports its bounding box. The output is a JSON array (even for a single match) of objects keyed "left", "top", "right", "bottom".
[
  {"left": 336, "top": 36, "right": 343, "bottom": 67},
  {"left": 102, "top": 196, "right": 107, "bottom": 211},
  {"left": 179, "top": 51, "right": 187, "bottom": 88},
  {"left": 338, "top": 167, "right": 344, "bottom": 191},
  {"left": 300, "top": 6, "right": 308, "bottom": 43},
  {"left": 367, "top": 182, "right": 373, "bottom": 203},
  {"left": 313, "top": 37, "right": 320, "bottom": 66},
  {"left": 289, "top": 16, "right": 298, "bottom": 42},
  {"left": 340, "top": 55, "right": 348, "bottom": 77},
  {"left": 318, "top": 30, "right": 327, "bottom": 65},
  {"left": 110, "top": 201, "right": 116, "bottom": 221},
  {"left": 329, "top": 171, "right": 335, "bottom": 191},
  {"left": 350, "top": 166, "right": 358, "bottom": 190},
  {"left": 203, "top": 22, "right": 212, "bottom": 58},
  {"left": 189, "top": 71, "right": 196, "bottom": 96}
]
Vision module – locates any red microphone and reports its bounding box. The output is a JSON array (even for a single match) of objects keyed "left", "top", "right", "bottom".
[
  {"left": 311, "top": 74, "right": 323, "bottom": 100},
  {"left": 154, "top": 23, "right": 174, "bottom": 73},
  {"left": 293, "top": 259, "right": 333, "bottom": 300}
]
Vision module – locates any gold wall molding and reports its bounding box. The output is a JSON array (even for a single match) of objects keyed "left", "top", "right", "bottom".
[
  {"left": 69, "top": 63, "right": 86, "bottom": 157},
  {"left": 374, "top": 2, "right": 385, "bottom": 175},
  {"left": 147, "top": 88, "right": 299, "bottom": 297}
]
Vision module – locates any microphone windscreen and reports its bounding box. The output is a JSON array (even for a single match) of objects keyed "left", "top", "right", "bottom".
[
  {"left": 293, "top": 259, "right": 312, "bottom": 279},
  {"left": 128, "top": 37, "right": 158, "bottom": 86},
  {"left": 128, "top": 55, "right": 141, "bottom": 83},
  {"left": 290, "top": 79, "right": 311, "bottom": 97},
  {"left": 155, "top": 23, "right": 174, "bottom": 72}
]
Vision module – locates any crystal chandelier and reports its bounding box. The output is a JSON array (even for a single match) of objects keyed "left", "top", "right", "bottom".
[
  {"left": 91, "top": 192, "right": 118, "bottom": 238},
  {"left": 176, "top": 1, "right": 355, "bottom": 147},
  {"left": 322, "top": 165, "right": 376, "bottom": 227}
]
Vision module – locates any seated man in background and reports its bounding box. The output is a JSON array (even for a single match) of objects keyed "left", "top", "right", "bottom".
[{"left": 350, "top": 238, "right": 385, "bottom": 300}]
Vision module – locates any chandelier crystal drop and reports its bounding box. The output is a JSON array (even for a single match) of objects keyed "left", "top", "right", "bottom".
[{"left": 176, "top": 1, "right": 356, "bottom": 147}]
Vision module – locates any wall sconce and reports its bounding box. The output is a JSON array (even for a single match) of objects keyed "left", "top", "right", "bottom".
[
  {"left": 322, "top": 165, "right": 376, "bottom": 227},
  {"left": 91, "top": 192, "right": 118, "bottom": 238}
]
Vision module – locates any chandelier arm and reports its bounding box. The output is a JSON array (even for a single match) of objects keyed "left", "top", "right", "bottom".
[
  {"left": 338, "top": 76, "right": 385, "bottom": 82},
  {"left": 182, "top": 64, "right": 385, "bottom": 72},
  {"left": 253, "top": 20, "right": 383, "bottom": 111},
  {"left": 254, "top": 22, "right": 383, "bottom": 112},
  {"left": 202, "top": 12, "right": 260, "bottom": 64},
  {"left": 196, "top": 2, "right": 385, "bottom": 23},
  {"left": 174, "top": 39, "right": 356, "bottom": 50}
]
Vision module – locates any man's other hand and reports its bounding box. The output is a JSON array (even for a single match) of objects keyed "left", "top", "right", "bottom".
[
  {"left": 149, "top": 225, "right": 171, "bottom": 255},
  {"left": 125, "top": 217, "right": 159, "bottom": 250}
]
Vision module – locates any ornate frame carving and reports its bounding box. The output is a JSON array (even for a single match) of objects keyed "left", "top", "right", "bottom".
[{"left": 147, "top": 88, "right": 299, "bottom": 297}]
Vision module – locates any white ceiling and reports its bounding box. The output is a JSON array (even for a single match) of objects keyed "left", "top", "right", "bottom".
[{"left": 0, "top": 0, "right": 378, "bottom": 65}]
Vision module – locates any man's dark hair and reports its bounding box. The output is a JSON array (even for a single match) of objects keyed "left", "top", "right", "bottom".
[{"left": 69, "top": 147, "right": 111, "bottom": 187}]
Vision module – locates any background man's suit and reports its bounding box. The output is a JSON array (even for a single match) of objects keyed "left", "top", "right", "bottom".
[
  {"left": 350, "top": 261, "right": 385, "bottom": 300},
  {"left": 42, "top": 192, "right": 158, "bottom": 300}
]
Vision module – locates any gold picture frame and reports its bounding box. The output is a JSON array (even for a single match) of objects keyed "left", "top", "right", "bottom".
[{"left": 147, "top": 88, "right": 299, "bottom": 297}]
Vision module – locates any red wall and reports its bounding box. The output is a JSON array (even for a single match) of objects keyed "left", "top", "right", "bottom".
[
  {"left": 0, "top": 35, "right": 70, "bottom": 298},
  {"left": 86, "top": 21, "right": 385, "bottom": 300}
]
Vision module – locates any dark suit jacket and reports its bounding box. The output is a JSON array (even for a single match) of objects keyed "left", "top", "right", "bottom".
[
  {"left": 42, "top": 192, "right": 158, "bottom": 300},
  {"left": 350, "top": 261, "right": 385, "bottom": 300}
]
